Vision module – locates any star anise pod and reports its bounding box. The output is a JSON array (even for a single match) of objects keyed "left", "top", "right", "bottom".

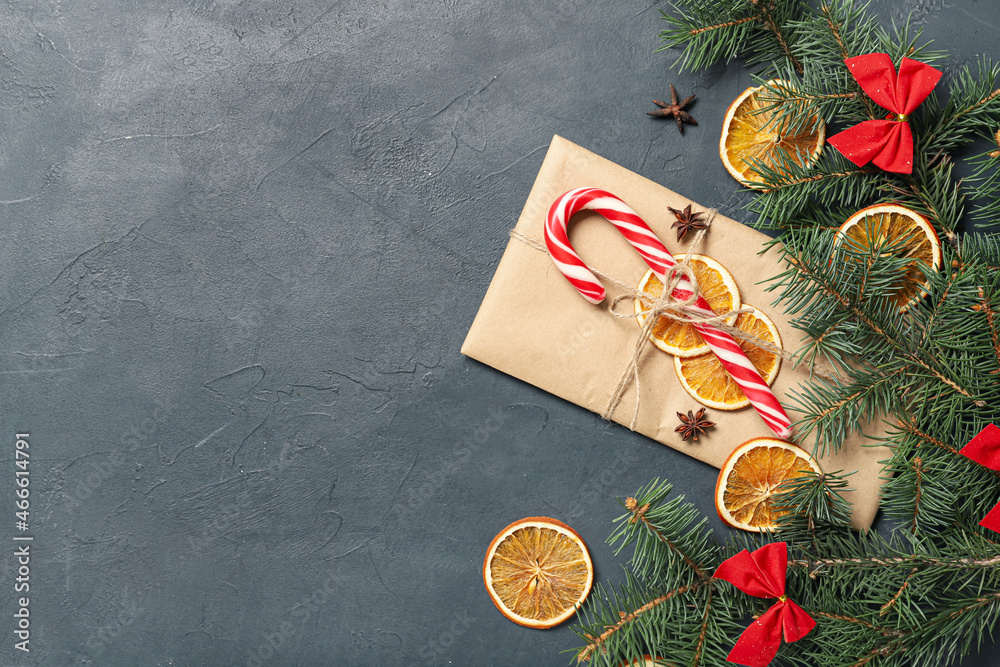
[
  {"left": 675, "top": 408, "right": 714, "bottom": 442},
  {"left": 667, "top": 204, "right": 708, "bottom": 242},
  {"left": 647, "top": 83, "right": 697, "bottom": 134}
]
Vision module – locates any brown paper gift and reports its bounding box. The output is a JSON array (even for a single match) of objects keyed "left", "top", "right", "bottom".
[{"left": 461, "top": 135, "right": 888, "bottom": 529}]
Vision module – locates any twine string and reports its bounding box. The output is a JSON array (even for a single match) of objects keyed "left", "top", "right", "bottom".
[{"left": 509, "top": 207, "right": 793, "bottom": 429}]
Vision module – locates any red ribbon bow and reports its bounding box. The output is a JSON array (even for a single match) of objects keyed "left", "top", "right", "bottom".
[
  {"left": 959, "top": 424, "right": 1000, "bottom": 532},
  {"left": 827, "top": 53, "right": 942, "bottom": 174},
  {"left": 713, "top": 542, "right": 816, "bottom": 667}
]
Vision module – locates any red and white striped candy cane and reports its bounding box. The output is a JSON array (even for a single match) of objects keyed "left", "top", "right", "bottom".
[{"left": 544, "top": 187, "right": 793, "bottom": 439}]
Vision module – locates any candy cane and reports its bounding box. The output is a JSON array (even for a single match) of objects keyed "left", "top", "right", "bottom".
[{"left": 544, "top": 187, "right": 793, "bottom": 439}]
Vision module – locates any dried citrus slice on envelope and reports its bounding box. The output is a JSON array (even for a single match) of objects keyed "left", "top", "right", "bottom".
[
  {"left": 835, "top": 204, "right": 941, "bottom": 311},
  {"left": 674, "top": 306, "right": 782, "bottom": 410},
  {"left": 720, "top": 80, "right": 825, "bottom": 186},
  {"left": 634, "top": 254, "right": 741, "bottom": 358},
  {"left": 715, "top": 438, "right": 822, "bottom": 532},
  {"left": 483, "top": 517, "right": 593, "bottom": 629}
]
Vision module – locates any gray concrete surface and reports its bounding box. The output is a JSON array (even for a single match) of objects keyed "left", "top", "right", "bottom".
[{"left": 0, "top": 0, "right": 996, "bottom": 664}]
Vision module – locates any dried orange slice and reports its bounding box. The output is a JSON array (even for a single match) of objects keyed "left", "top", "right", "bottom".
[
  {"left": 720, "top": 80, "right": 825, "bottom": 186},
  {"left": 835, "top": 204, "right": 942, "bottom": 311},
  {"left": 483, "top": 517, "right": 594, "bottom": 629},
  {"left": 634, "top": 255, "right": 741, "bottom": 358},
  {"left": 621, "top": 658, "right": 673, "bottom": 667},
  {"left": 715, "top": 438, "right": 822, "bottom": 532},
  {"left": 674, "top": 306, "right": 782, "bottom": 410}
]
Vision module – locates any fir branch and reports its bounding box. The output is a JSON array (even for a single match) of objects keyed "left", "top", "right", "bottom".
[
  {"left": 692, "top": 586, "right": 713, "bottom": 667},
  {"left": 688, "top": 15, "right": 757, "bottom": 36},
  {"left": 767, "top": 229, "right": 988, "bottom": 448},
  {"left": 910, "top": 456, "right": 924, "bottom": 534},
  {"left": 624, "top": 496, "right": 712, "bottom": 580},
  {"left": 895, "top": 415, "right": 1000, "bottom": 474},
  {"left": 812, "top": 610, "right": 904, "bottom": 637},
  {"left": 748, "top": 77, "right": 857, "bottom": 139},
  {"left": 946, "top": 589, "right": 1000, "bottom": 620},
  {"left": 915, "top": 59, "right": 1000, "bottom": 158},
  {"left": 762, "top": 88, "right": 858, "bottom": 103},
  {"left": 748, "top": 156, "right": 882, "bottom": 229},
  {"left": 787, "top": 367, "right": 906, "bottom": 451},
  {"left": 884, "top": 435, "right": 1000, "bottom": 532},
  {"left": 973, "top": 286, "right": 1000, "bottom": 375},
  {"left": 879, "top": 568, "right": 918, "bottom": 617},
  {"left": 774, "top": 238, "right": 974, "bottom": 399},
  {"left": 895, "top": 415, "right": 960, "bottom": 456},
  {"left": 575, "top": 580, "right": 710, "bottom": 663},
  {"left": 916, "top": 267, "right": 959, "bottom": 347},
  {"left": 599, "top": 4, "right": 1000, "bottom": 665},
  {"left": 764, "top": 166, "right": 872, "bottom": 191},
  {"left": 885, "top": 163, "right": 964, "bottom": 246},
  {"left": 657, "top": 0, "right": 760, "bottom": 71},
  {"left": 895, "top": 588, "right": 1000, "bottom": 665},
  {"left": 817, "top": 1, "right": 876, "bottom": 118},
  {"left": 789, "top": 552, "right": 1000, "bottom": 572},
  {"left": 778, "top": 470, "right": 854, "bottom": 527},
  {"left": 820, "top": 3, "right": 851, "bottom": 60},
  {"left": 658, "top": 0, "right": 806, "bottom": 74},
  {"left": 845, "top": 641, "right": 905, "bottom": 667},
  {"left": 967, "top": 144, "right": 1000, "bottom": 225},
  {"left": 753, "top": 0, "right": 804, "bottom": 74},
  {"left": 609, "top": 479, "right": 718, "bottom": 586}
]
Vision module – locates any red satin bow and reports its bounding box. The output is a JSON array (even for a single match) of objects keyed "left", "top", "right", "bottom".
[
  {"left": 959, "top": 424, "right": 1000, "bottom": 532},
  {"left": 827, "top": 53, "right": 942, "bottom": 174},
  {"left": 713, "top": 542, "right": 816, "bottom": 667}
]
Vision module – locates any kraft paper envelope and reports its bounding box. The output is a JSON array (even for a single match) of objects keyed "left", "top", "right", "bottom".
[{"left": 462, "top": 135, "right": 889, "bottom": 529}]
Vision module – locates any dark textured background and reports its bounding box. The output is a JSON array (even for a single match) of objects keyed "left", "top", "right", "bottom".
[{"left": 0, "top": 0, "right": 997, "bottom": 665}]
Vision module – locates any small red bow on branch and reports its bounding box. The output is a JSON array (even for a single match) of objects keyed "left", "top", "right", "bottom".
[
  {"left": 827, "top": 53, "right": 943, "bottom": 174},
  {"left": 959, "top": 424, "right": 1000, "bottom": 532},
  {"left": 713, "top": 542, "right": 816, "bottom": 667}
]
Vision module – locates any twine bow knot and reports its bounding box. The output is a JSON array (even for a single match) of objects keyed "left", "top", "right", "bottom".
[{"left": 603, "top": 220, "right": 736, "bottom": 425}]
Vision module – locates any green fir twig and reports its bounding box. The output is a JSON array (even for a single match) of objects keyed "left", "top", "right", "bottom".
[{"left": 572, "top": 1, "right": 1000, "bottom": 665}]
